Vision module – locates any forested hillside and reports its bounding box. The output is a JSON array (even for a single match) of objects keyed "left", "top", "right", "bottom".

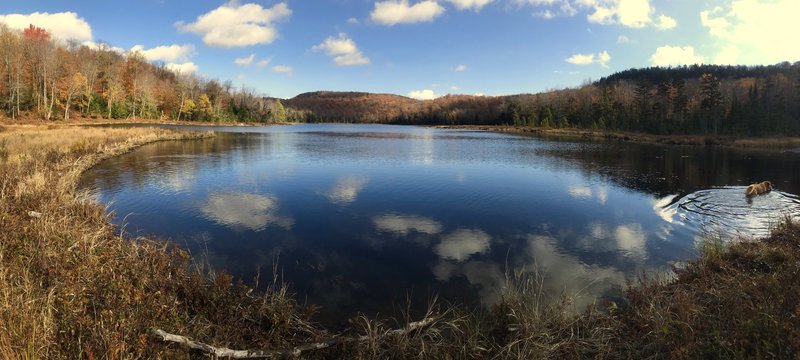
[
  {"left": 288, "top": 63, "right": 800, "bottom": 136},
  {"left": 285, "top": 92, "right": 505, "bottom": 125},
  {"left": 0, "top": 24, "right": 288, "bottom": 123}
]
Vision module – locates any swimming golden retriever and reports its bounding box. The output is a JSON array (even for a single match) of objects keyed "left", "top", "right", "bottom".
[{"left": 745, "top": 181, "right": 772, "bottom": 196}]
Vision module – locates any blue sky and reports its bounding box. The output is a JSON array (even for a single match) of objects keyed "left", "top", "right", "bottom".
[{"left": 0, "top": 0, "right": 797, "bottom": 99}]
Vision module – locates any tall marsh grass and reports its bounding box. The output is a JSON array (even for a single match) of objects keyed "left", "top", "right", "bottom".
[{"left": 0, "top": 125, "right": 323, "bottom": 358}]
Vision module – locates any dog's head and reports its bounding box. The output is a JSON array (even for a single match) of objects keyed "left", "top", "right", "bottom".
[{"left": 763, "top": 181, "right": 773, "bottom": 191}]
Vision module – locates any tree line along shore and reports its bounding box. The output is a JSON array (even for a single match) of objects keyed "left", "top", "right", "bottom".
[{"left": 3, "top": 24, "right": 800, "bottom": 139}]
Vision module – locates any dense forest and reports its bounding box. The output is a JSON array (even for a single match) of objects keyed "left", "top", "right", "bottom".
[
  {"left": 2, "top": 23, "right": 799, "bottom": 136},
  {"left": 288, "top": 63, "right": 800, "bottom": 136},
  {"left": 0, "top": 24, "right": 289, "bottom": 123}
]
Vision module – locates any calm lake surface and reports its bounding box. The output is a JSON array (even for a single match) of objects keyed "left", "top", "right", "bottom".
[{"left": 79, "top": 124, "right": 800, "bottom": 326}]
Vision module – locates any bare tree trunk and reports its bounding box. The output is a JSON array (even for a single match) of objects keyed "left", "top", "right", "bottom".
[
  {"left": 14, "top": 70, "right": 19, "bottom": 118},
  {"left": 6, "top": 63, "right": 12, "bottom": 119},
  {"left": 42, "top": 63, "right": 47, "bottom": 118},
  {"left": 46, "top": 80, "right": 55, "bottom": 120},
  {"left": 177, "top": 93, "right": 184, "bottom": 121},
  {"left": 64, "top": 94, "right": 71, "bottom": 120},
  {"left": 84, "top": 74, "right": 97, "bottom": 116}
]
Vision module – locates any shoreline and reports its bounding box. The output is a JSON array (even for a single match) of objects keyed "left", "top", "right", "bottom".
[
  {"left": 434, "top": 124, "right": 800, "bottom": 149},
  {"left": 6, "top": 115, "right": 800, "bottom": 149}
]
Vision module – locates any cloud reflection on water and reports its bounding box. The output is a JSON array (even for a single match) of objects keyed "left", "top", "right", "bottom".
[
  {"left": 325, "top": 176, "right": 369, "bottom": 205},
  {"left": 434, "top": 229, "right": 491, "bottom": 262},
  {"left": 568, "top": 185, "right": 593, "bottom": 199},
  {"left": 200, "top": 192, "right": 294, "bottom": 231},
  {"left": 614, "top": 224, "right": 648, "bottom": 260},
  {"left": 373, "top": 213, "right": 443, "bottom": 235},
  {"left": 433, "top": 260, "right": 505, "bottom": 305},
  {"left": 567, "top": 184, "right": 609, "bottom": 204},
  {"left": 525, "top": 235, "right": 626, "bottom": 309}
]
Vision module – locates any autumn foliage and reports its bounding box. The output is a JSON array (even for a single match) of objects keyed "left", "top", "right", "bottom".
[
  {"left": 0, "top": 24, "right": 285, "bottom": 122},
  {"left": 286, "top": 63, "right": 800, "bottom": 136}
]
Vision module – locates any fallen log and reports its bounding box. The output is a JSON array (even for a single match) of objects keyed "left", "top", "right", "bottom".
[{"left": 151, "top": 317, "right": 436, "bottom": 358}]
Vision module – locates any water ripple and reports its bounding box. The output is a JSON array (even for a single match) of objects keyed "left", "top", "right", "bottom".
[{"left": 662, "top": 187, "right": 800, "bottom": 239}]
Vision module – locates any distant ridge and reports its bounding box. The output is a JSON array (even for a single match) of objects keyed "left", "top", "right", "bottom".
[
  {"left": 281, "top": 62, "right": 800, "bottom": 136},
  {"left": 285, "top": 91, "right": 500, "bottom": 124}
]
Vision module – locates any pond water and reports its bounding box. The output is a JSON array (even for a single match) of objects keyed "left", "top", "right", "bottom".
[{"left": 79, "top": 124, "right": 800, "bottom": 326}]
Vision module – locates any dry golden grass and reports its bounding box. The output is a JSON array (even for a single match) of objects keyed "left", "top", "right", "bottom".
[
  {"left": 731, "top": 137, "right": 800, "bottom": 148},
  {"left": 0, "top": 124, "right": 325, "bottom": 358},
  {"left": 437, "top": 125, "right": 800, "bottom": 149}
]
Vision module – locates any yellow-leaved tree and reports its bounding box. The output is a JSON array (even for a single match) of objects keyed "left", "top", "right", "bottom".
[
  {"left": 62, "top": 72, "right": 87, "bottom": 120},
  {"left": 198, "top": 94, "right": 213, "bottom": 121}
]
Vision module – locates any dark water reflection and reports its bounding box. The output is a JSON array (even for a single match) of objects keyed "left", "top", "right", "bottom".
[{"left": 79, "top": 124, "right": 800, "bottom": 327}]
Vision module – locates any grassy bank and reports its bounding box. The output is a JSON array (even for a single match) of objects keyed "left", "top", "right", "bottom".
[
  {"left": 0, "top": 125, "right": 322, "bottom": 358},
  {"left": 1, "top": 124, "right": 798, "bottom": 358},
  {"left": 0, "top": 113, "right": 291, "bottom": 127}
]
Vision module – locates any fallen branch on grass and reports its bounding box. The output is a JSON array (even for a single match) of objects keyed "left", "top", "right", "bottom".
[{"left": 151, "top": 317, "right": 437, "bottom": 358}]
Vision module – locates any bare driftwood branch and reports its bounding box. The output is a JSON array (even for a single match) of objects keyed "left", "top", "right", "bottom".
[{"left": 151, "top": 317, "right": 436, "bottom": 358}]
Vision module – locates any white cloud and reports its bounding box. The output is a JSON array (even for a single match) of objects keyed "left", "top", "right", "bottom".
[
  {"left": 700, "top": 0, "right": 800, "bottom": 65},
  {"left": 165, "top": 62, "right": 199, "bottom": 74},
  {"left": 234, "top": 54, "right": 256, "bottom": 66},
  {"left": 370, "top": 0, "right": 446, "bottom": 26},
  {"left": 453, "top": 64, "right": 468, "bottom": 72},
  {"left": 176, "top": 1, "right": 291, "bottom": 48},
  {"left": 565, "top": 50, "right": 610, "bottom": 67},
  {"left": 0, "top": 11, "right": 92, "bottom": 41},
  {"left": 515, "top": 0, "right": 668, "bottom": 29},
  {"left": 713, "top": 45, "right": 740, "bottom": 65},
  {"left": 234, "top": 54, "right": 272, "bottom": 69},
  {"left": 514, "top": 0, "right": 561, "bottom": 5},
  {"left": 312, "top": 33, "right": 370, "bottom": 66},
  {"left": 347, "top": 17, "right": 360, "bottom": 24},
  {"left": 82, "top": 41, "right": 125, "bottom": 54},
  {"left": 566, "top": 53, "right": 596, "bottom": 65},
  {"left": 616, "top": 35, "right": 635, "bottom": 44},
  {"left": 588, "top": 0, "right": 652, "bottom": 28},
  {"left": 649, "top": 45, "right": 704, "bottom": 66},
  {"left": 654, "top": 14, "right": 676, "bottom": 30},
  {"left": 130, "top": 44, "right": 195, "bottom": 63},
  {"left": 445, "top": 0, "right": 496, "bottom": 11},
  {"left": 700, "top": 7, "right": 729, "bottom": 38},
  {"left": 408, "top": 89, "right": 437, "bottom": 100},
  {"left": 535, "top": 9, "right": 556, "bottom": 19},
  {"left": 435, "top": 229, "right": 491, "bottom": 262},
  {"left": 257, "top": 58, "right": 271, "bottom": 68},
  {"left": 272, "top": 65, "right": 294, "bottom": 76}
]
